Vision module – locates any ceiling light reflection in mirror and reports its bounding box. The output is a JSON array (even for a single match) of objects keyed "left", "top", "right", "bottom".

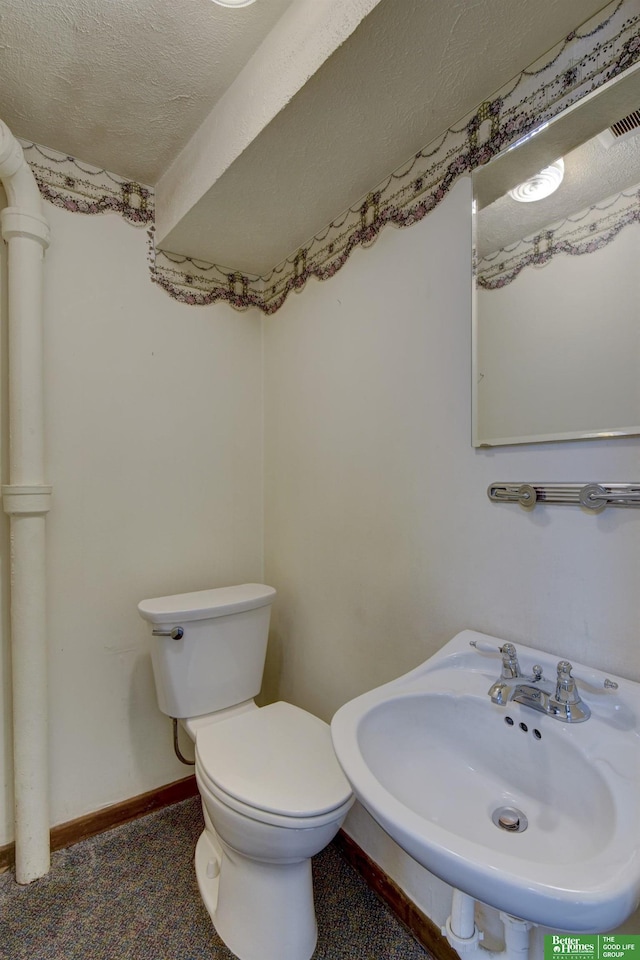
[
  {"left": 211, "top": 0, "right": 257, "bottom": 7},
  {"left": 508, "top": 158, "right": 565, "bottom": 203}
]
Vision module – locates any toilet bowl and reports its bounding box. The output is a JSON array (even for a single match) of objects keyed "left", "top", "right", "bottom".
[
  {"left": 193, "top": 702, "right": 353, "bottom": 960},
  {"left": 138, "top": 584, "right": 353, "bottom": 960}
]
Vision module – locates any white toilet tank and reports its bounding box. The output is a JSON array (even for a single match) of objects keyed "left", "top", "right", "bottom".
[{"left": 138, "top": 584, "right": 276, "bottom": 719}]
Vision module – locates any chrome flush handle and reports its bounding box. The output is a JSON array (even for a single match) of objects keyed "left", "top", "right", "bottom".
[{"left": 151, "top": 626, "right": 184, "bottom": 640}]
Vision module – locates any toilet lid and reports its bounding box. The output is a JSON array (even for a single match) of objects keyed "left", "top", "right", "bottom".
[{"left": 195, "top": 702, "right": 352, "bottom": 818}]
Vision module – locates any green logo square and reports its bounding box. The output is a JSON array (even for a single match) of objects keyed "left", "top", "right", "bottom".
[{"left": 544, "top": 936, "right": 640, "bottom": 960}]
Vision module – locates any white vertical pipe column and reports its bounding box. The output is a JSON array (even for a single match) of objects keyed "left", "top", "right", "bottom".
[
  {"left": 500, "top": 913, "right": 533, "bottom": 960},
  {"left": 444, "top": 889, "right": 484, "bottom": 954},
  {"left": 0, "top": 120, "right": 52, "bottom": 883},
  {"left": 450, "top": 889, "right": 478, "bottom": 939},
  {"left": 444, "top": 889, "right": 533, "bottom": 960}
]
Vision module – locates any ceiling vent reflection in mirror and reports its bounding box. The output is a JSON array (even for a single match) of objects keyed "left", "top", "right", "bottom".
[{"left": 599, "top": 107, "right": 640, "bottom": 147}]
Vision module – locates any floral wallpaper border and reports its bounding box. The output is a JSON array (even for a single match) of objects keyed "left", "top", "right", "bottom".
[
  {"left": 20, "top": 0, "right": 640, "bottom": 315},
  {"left": 22, "top": 142, "right": 154, "bottom": 226},
  {"left": 477, "top": 186, "right": 640, "bottom": 289}
]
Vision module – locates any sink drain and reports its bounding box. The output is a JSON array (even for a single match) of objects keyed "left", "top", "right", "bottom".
[{"left": 492, "top": 805, "right": 528, "bottom": 833}]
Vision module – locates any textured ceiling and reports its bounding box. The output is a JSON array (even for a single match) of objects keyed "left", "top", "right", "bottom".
[
  {"left": 0, "top": 0, "right": 297, "bottom": 184},
  {"left": 0, "top": 0, "right": 616, "bottom": 273}
]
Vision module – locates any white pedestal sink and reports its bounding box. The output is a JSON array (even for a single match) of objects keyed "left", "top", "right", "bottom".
[{"left": 331, "top": 630, "right": 640, "bottom": 933}]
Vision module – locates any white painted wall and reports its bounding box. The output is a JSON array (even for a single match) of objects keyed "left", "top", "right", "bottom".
[
  {"left": 0, "top": 203, "right": 264, "bottom": 845},
  {"left": 263, "top": 178, "right": 640, "bottom": 939}
]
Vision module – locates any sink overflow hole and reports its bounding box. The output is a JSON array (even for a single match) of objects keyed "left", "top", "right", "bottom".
[
  {"left": 504, "top": 717, "right": 542, "bottom": 740},
  {"left": 492, "top": 805, "right": 528, "bottom": 833}
]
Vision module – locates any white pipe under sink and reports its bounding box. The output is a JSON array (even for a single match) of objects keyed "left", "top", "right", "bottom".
[
  {"left": 444, "top": 889, "right": 533, "bottom": 960},
  {"left": 0, "top": 119, "right": 52, "bottom": 883}
]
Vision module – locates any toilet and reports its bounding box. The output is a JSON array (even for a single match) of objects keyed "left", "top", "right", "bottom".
[{"left": 137, "top": 583, "right": 353, "bottom": 960}]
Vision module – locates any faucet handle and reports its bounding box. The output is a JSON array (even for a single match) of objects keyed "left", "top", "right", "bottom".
[
  {"left": 469, "top": 638, "right": 521, "bottom": 678},
  {"left": 555, "top": 660, "right": 619, "bottom": 698},
  {"left": 550, "top": 660, "right": 591, "bottom": 721},
  {"left": 569, "top": 670, "right": 618, "bottom": 692},
  {"left": 555, "top": 660, "right": 577, "bottom": 699},
  {"left": 500, "top": 642, "right": 521, "bottom": 679},
  {"left": 469, "top": 639, "right": 503, "bottom": 654}
]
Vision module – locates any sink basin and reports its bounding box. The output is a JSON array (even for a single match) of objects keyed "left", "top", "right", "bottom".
[{"left": 331, "top": 630, "right": 640, "bottom": 932}]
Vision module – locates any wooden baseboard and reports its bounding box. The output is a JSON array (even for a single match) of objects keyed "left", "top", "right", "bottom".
[
  {"left": 0, "top": 774, "right": 198, "bottom": 875},
  {"left": 334, "top": 830, "right": 459, "bottom": 960}
]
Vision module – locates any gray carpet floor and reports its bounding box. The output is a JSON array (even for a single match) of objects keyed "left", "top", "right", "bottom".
[{"left": 0, "top": 798, "right": 429, "bottom": 959}]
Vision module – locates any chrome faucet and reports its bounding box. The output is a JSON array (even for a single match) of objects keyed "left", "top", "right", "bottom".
[
  {"left": 508, "top": 660, "right": 591, "bottom": 722},
  {"left": 484, "top": 644, "right": 591, "bottom": 722}
]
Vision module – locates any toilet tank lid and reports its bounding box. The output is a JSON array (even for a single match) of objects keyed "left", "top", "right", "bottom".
[{"left": 137, "top": 583, "right": 276, "bottom": 624}]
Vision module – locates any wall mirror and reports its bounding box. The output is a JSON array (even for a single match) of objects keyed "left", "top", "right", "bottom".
[{"left": 472, "top": 62, "right": 640, "bottom": 447}]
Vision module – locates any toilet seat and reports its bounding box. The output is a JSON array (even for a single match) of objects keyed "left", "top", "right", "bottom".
[
  {"left": 195, "top": 701, "right": 352, "bottom": 825},
  {"left": 196, "top": 765, "right": 354, "bottom": 830}
]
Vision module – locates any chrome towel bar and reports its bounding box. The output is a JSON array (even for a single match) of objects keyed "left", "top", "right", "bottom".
[{"left": 488, "top": 482, "right": 640, "bottom": 510}]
